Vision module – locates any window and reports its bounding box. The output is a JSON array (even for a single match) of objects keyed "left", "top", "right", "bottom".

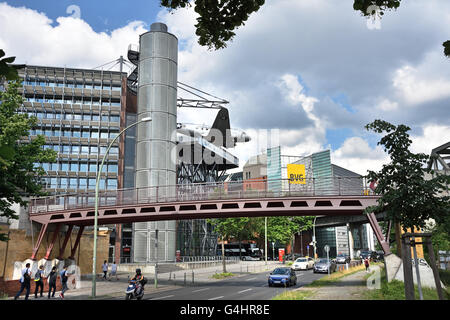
[
  {"left": 88, "top": 178, "right": 96, "bottom": 189},
  {"left": 70, "top": 162, "right": 78, "bottom": 172},
  {"left": 80, "top": 163, "right": 88, "bottom": 172},
  {"left": 89, "top": 163, "right": 98, "bottom": 173},
  {"left": 79, "top": 178, "right": 87, "bottom": 189},
  {"left": 69, "top": 178, "right": 78, "bottom": 189},
  {"left": 81, "top": 146, "right": 89, "bottom": 154},
  {"left": 72, "top": 145, "right": 80, "bottom": 154},
  {"left": 60, "top": 178, "right": 68, "bottom": 188},
  {"left": 108, "top": 164, "right": 118, "bottom": 173},
  {"left": 100, "top": 132, "right": 108, "bottom": 139},
  {"left": 90, "top": 146, "right": 98, "bottom": 154},
  {"left": 63, "top": 145, "right": 71, "bottom": 154},
  {"left": 107, "top": 179, "right": 117, "bottom": 190},
  {"left": 91, "top": 131, "right": 99, "bottom": 139},
  {"left": 60, "top": 163, "right": 69, "bottom": 171}
]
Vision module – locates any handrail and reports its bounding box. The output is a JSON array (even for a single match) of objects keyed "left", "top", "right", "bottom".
[{"left": 29, "top": 177, "right": 375, "bottom": 214}]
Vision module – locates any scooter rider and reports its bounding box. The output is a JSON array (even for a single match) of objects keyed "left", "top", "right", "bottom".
[{"left": 130, "top": 268, "right": 146, "bottom": 294}]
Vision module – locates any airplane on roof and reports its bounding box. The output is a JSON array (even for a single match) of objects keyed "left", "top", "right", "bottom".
[{"left": 176, "top": 108, "right": 251, "bottom": 148}]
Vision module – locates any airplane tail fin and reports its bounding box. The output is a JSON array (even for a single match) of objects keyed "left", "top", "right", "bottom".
[{"left": 206, "top": 107, "right": 233, "bottom": 148}]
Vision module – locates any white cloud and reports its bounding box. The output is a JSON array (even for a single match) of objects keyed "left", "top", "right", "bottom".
[
  {"left": 0, "top": 3, "right": 147, "bottom": 69},
  {"left": 331, "top": 137, "right": 389, "bottom": 175},
  {"left": 410, "top": 124, "right": 450, "bottom": 155}
]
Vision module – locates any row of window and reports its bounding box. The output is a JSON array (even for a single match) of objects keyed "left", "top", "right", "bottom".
[
  {"left": 25, "top": 111, "right": 120, "bottom": 122},
  {"left": 42, "top": 144, "right": 119, "bottom": 155},
  {"left": 37, "top": 161, "right": 118, "bottom": 173},
  {"left": 42, "top": 177, "right": 118, "bottom": 190},
  {"left": 24, "top": 80, "right": 121, "bottom": 91},
  {"left": 32, "top": 128, "right": 119, "bottom": 139},
  {"left": 26, "top": 98, "right": 121, "bottom": 107}
]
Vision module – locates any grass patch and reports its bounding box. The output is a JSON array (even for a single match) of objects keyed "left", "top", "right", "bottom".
[
  {"left": 306, "top": 263, "right": 375, "bottom": 288},
  {"left": 271, "top": 289, "right": 315, "bottom": 300},
  {"left": 364, "top": 266, "right": 449, "bottom": 300},
  {"left": 0, "top": 292, "right": 9, "bottom": 300},
  {"left": 211, "top": 272, "right": 235, "bottom": 279}
]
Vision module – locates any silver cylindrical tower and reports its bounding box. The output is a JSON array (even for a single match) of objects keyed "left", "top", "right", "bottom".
[{"left": 134, "top": 22, "right": 177, "bottom": 262}]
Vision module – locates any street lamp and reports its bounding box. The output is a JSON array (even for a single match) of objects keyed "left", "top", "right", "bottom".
[
  {"left": 313, "top": 216, "right": 317, "bottom": 260},
  {"left": 91, "top": 117, "right": 152, "bottom": 298}
]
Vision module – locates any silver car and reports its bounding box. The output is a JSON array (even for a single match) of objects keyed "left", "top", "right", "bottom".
[{"left": 313, "top": 258, "right": 337, "bottom": 273}]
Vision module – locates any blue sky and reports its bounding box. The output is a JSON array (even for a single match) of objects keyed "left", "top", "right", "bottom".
[{"left": 8, "top": 0, "right": 162, "bottom": 32}]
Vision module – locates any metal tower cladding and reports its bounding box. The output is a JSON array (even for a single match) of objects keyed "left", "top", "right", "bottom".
[
  {"left": 134, "top": 22, "right": 178, "bottom": 262},
  {"left": 136, "top": 22, "right": 177, "bottom": 190}
]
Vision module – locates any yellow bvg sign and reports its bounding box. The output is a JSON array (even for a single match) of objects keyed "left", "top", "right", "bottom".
[{"left": 287, "top": 164, "right": 306, "bottom": 184}]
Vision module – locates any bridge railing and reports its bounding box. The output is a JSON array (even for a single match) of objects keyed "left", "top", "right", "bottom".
[{"left": 29, "top": 177, "right": 375, "bottom": 214}]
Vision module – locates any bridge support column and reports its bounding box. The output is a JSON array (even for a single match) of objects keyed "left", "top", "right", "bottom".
[
  {"left": 69, "top": 226, "right": 84, "bottom": 260},
  {"left": 44, "top": 223, "right": 62, "bottom": 260},
  {"left": 31, "top": 223, "right": 48, "bottom": 260},
  {"left": 366, "top": 212, "right": 391, "bottom": 255},
  {"left": 58, "top": 225, "right": 73, "bottom": 260}
]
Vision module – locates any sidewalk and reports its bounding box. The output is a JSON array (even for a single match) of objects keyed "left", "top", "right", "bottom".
[
  {"left": 12, "top": 260, "right": 281, "bottom": 300},
  {"left": 295, "top": 269, "right": 371, "bottom": 300}
]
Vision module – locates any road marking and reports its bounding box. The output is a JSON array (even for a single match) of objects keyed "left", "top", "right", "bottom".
[
  {"left": 238, "top": 288, "right": 252, "bottom": 294},
  {"left": 208, "top": 296, "right": 224, "bottom": 300},
  {"left": 150, "top": 295, "right": 174, "bottom": 300},
  {"left": 192, "top": 288, "right": 210, "bottom": 293},
  {"left": 245, "top": 277, "right": 257, "bottom": 281}
]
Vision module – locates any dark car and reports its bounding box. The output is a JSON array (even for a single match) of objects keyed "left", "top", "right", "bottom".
[
  {"left": 336, "top": 254, "right": 351, "bottom": 264},
  {"left": 313, "top": 258, "right": 337, "bottom": 273},
  {"left": 374, "top": 251, "right": 384, "bottom": 262},
  {"left": 360, "top": 250, "right": 378, "bottom": 261},
  {"left": 268, "top": 267, "right": 297, "bottom": 287}
]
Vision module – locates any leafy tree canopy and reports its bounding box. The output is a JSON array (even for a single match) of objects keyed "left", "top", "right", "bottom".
[
  {"left": 0, "top": 55, "right": 57, "bottom": 241},
  {"left": 364, "top": 120, "right": 450, "bottom": 234}
]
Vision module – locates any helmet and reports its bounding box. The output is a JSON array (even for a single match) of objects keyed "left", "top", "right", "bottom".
[{"left": 135, "top": 268, "right": 141, "bottom": 275}]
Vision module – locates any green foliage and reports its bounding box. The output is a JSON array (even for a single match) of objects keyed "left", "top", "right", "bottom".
[
  {"left": 160, "top": 0, "right": 265, "bottom": 50},
  {"left": 364, "top": 120, "right": 450, "bottom": 233},
  {"left": 444, "top": 41, "right": 450, "bottom": 58},
  {"left": 0, "top": 79, "right": 57, "bottom": 241},
  {"left": 211, "top": 272, "right": 235, "bottom": 279},
  {"left": 0, "top": 49, "right": 24, "bottom": 81}
]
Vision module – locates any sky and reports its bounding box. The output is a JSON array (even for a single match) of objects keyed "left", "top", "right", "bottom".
[{"left": 1, "top": 0, "right": 449, "bottom": 175}]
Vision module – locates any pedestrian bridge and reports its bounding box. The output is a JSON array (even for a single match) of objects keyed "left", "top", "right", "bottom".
[{"left": 28, "top": 177, "right": 386, "bottom": 260}]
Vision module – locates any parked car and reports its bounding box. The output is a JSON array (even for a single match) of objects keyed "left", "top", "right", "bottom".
[
  {"left": 336, "top": 254, "right": 351, "bottom": 264},
  {"left": 268, "top": 267, "right": 297, "bottom": 287},
  {"left": 292, "top": 257, "right": 315, "bottom": 270},
  {"left": 284, "top": 253, "right": 303, "bottom": 261},
  {"left": 360, "top": 250, "right": 378, "bottom": 261},
  {"left": 313, "top": 258, "right": 337, "bottom": 273}
]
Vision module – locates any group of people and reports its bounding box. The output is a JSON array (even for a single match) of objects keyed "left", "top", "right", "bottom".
[
  {"left": 101, "top": 260, "right": 118, "bottom": 281},
  {"left": 14, "top": 263, "right": 70, "bottom": 300}
]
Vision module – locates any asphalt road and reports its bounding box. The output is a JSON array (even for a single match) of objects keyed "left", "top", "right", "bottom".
[{"left": 138, "top": 269, "right": 326, "bottom": 301}]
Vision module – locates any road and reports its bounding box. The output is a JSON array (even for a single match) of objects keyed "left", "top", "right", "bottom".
[{"left": 135, "top": 268, "right": 326, "bottom": 301}]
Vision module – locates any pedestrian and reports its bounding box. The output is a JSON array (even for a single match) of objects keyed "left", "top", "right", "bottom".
[
  {"left": 364, "top": 257, "right": 370, "bottom": 272},
  {"left": 59, "top": 265, "right": 69, "bottom": 299},
  {"left": 102, "top": 260, "right": 108, "bottom": 280},
  {"left": 110, "top": 261, "right": 118, "bottom": 281},
  {"left": 47, "top": 266, "right": 57, "bottom": 299},
  {"left": 14, "top": 263, "right": 32, "bottom": 300},
  {"left": 34, "top": 265, "right": 44, "bottom": 298}
]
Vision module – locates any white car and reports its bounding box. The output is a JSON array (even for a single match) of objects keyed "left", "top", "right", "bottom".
[{"left": 292, "top": 257, "right": 315, "bottom": 270}]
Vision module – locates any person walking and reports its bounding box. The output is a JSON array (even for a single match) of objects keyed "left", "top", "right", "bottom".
[
  {"left": 364, "top": 257, "right": 370, "bottom": 272},
  {"left": 102, "top": 260, "right": 108, "bottom": 280},
  {"left": 59, "top": 265, "right": 69, "bottom": 299},
  {"left": 110, "top": 261, "right": 118, "bottom": 281},
  {"left": 34, "top": 265, "right": 44, "bottom": 298},
  {"left": 14, "top": 263, "right": 32, "bottom": 300},
  {"left": 47, "top": 266, "right": 57, "bottom": 299}
]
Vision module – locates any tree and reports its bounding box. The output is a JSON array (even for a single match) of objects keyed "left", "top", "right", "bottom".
[
  {"left": 160, "top": 0, "right": 449, "bottom": 57},
  {"left": 0, "top": 62, "right": 57, "bottom": 241},
  {"left": 364, "top": 120, "right": 450, "bottom": 235},
  {"left": 0, "top": 49, "right": 24, "bottom": 81}
]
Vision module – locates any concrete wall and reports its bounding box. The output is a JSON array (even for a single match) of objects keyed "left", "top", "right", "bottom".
[{"left": 0, "top": 225, "right": 109, "bottom": 280}]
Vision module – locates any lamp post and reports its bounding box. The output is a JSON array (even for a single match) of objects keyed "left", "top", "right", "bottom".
[
  {"left": 91, "top": 117, "right": 152, "bottom": 298},
  {"left": 313, "top": 216, "right": 317, "bottom": 260}
]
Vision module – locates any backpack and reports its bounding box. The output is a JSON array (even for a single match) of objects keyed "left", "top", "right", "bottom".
[
  {"left": 23, "top": 269, "right": 31, "bottom": 282},
  {"left": 34, "top": 270, "right": 41, "bottom": 281},
  {"left": 60, "top": 270, "right": 68, "bottom": 283}
]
